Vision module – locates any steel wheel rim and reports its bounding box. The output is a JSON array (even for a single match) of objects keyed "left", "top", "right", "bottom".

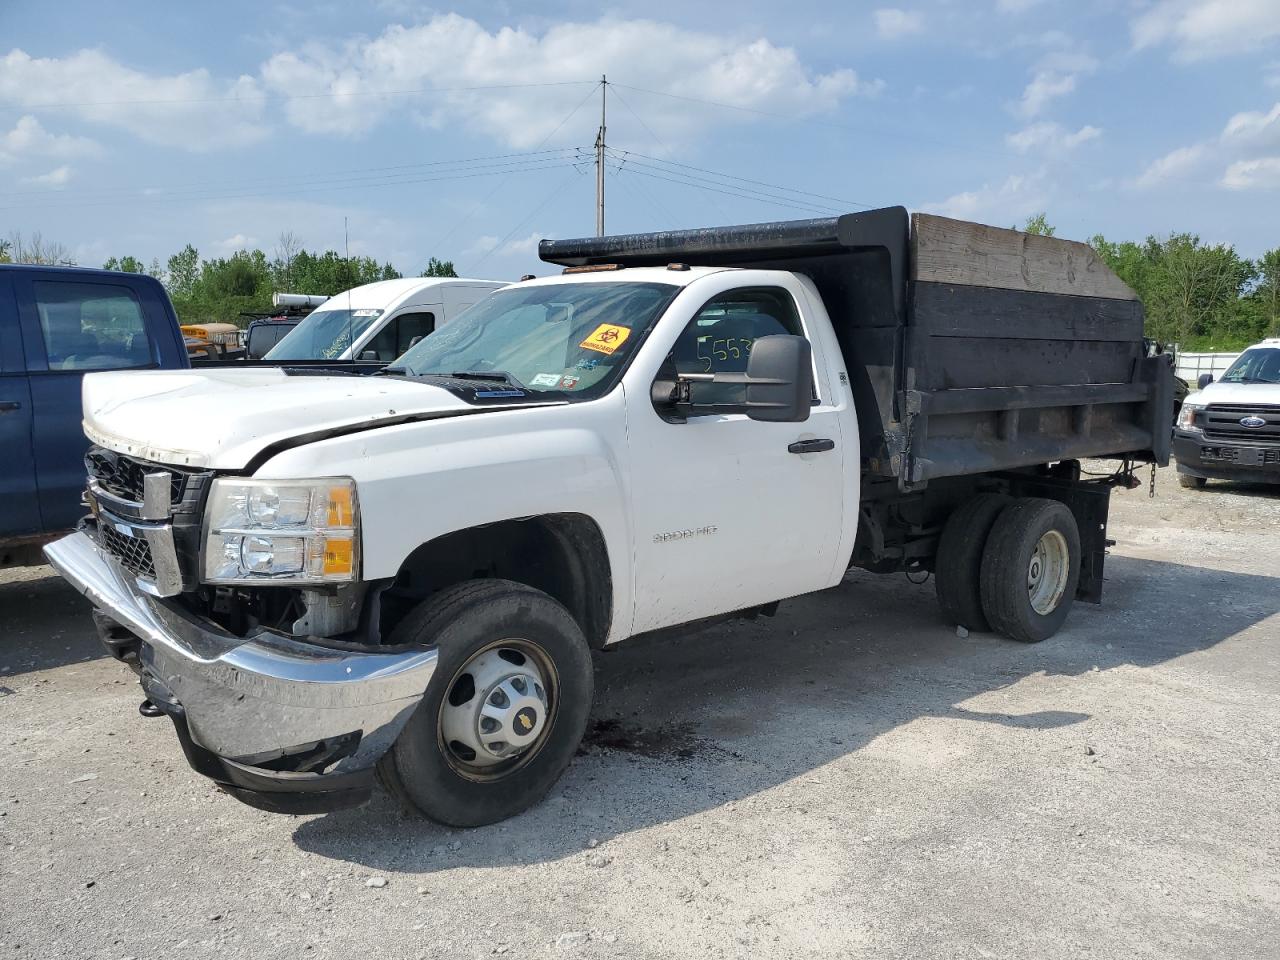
[
  {"left": 1027, "top": 530, "right": 1070, "bottom": 616},
  {"left": 437, "top": 638, "right": 558, "bottom": 782}
]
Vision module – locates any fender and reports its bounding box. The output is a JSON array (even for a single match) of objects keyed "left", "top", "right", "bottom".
[{"left": 253, "top": 390, "right": 635, "bottom": 643}]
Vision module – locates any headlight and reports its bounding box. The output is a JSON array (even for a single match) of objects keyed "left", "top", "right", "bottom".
[
  {"left": 202, "top": 478, "right": 359, "bottom": 584},
  {"left": 1176, "top": 402, "right": 1203, "bottom": 432}
]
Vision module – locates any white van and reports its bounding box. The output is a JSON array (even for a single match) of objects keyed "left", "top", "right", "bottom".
[{"left": 264, "top": 277, "right": 505, "bottom": 363}]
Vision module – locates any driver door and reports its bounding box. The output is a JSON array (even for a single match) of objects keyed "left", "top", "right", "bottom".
[{"left": 626, "top": 284, "right": 847, "bottom": 634}]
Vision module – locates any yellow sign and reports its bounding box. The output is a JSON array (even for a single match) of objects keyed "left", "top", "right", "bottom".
[{"left": 579, "top": 323, "right": 631, "bottom": 355}]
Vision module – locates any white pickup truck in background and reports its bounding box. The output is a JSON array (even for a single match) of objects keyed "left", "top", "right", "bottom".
[
  {"left": 264, "top": 276, "right": 505, "bottom": 363},
  {"left": 1174, "top": 337, "right": 1280, "bottom": 488},
  {"left": 45, "top": 208, "right": 1172, "bottom": 826}
]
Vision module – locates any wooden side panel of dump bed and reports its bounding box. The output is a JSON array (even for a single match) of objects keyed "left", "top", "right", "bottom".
[{"left": 904, "top": 213, "right": 1169, "bottom": 484}]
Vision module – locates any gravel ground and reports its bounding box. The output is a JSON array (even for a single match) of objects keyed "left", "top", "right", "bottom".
[{"left": 2, "top": 465, "right": 1278, "bottom": 959}]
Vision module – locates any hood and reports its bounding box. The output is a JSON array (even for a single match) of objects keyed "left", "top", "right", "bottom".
[
  {"left": 82, "top": 368, "right": 478, "bottom": 469},
  {"left": 1186, "top": 380, "right": 1280, "bottom": 407}
]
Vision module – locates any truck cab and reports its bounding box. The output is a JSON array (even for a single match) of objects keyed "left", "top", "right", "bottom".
[
  {"left": 1174, "top": 338, "right": 1280, "bottom": 487},
  {"left": 263, "top": 277, "right": 505, "bottom": 363},
  {"left": 0, "top": 264, "right": 187, "bottom": 567}
]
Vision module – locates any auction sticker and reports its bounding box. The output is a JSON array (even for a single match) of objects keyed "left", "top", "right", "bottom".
[
  {"left": 579, "top": 323, "right": 631, "bottom": 355},
  {"left": 530, "top": 373, "right": 561, "bottom": 387}
]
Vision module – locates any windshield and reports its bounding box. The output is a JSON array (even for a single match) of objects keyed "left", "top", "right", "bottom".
[
  {"left": 393, "top": 281, "right": 679, "bottom": 397},
  {"left": 265, "top": 308, "right": 384, "bottom": 361},
  {"left": 1219, "top": 347, "right": 1280, "bottom": 384}
]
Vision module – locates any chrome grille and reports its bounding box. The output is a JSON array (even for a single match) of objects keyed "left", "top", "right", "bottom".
[
  {"left": 84, "top": 446, "right": 215, "bottom": 596},
  {"left": 99, "top": 524, "right": 157, "bottom": 580},
  {"left": 86, "top": 448, "right": 189, "bottom": 504}
]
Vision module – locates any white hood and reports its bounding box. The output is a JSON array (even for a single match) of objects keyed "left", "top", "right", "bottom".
[
  {"left": 1185, "top": 380, "right": 1280, "bottom": 407},
  {"left": 82, "top": 368, "right": 474, "bottom": 469}
]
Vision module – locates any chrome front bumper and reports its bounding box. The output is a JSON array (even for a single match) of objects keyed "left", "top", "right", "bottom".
[{"left": 44, "top": 531, "right": 438, "bottom": 809}]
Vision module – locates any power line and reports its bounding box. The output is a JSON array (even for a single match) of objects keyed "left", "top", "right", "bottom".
[
  {"left": 614, "top": 164, "right": 844, "bottom": 217},
  {"left": 0, "top": 158, "right": 585, "bottom": 212},
  {"left": 467, "top": 166, "right": 587, "bottom": 273},
  {"left": 609, "top": 81, "right": 1226, "bottom": 191},
  {"left": 610, "top": 148, "right": 877, "bottom": 211},
  {"left": 21, "top": 79, "right": 599, "bottom": 109},
  {"left": 606, "top": 153, "right": 848, "bottom": 215},
  {"left": 0, "top": 148, "right": 586, "bottom": 204},
  {"left": 426, "top": 81, "right": 605, "bottom": 256}
]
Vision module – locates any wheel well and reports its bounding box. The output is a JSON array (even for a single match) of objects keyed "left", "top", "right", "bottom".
[{"left": 382, "top": 514, "right": 613, "bottom": 648}]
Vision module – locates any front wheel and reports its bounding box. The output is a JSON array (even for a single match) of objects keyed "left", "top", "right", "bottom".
[
  {"left": 979, "top": 498, "right": 1081, "bottom": 643},
  {"left": 378, "top": 579, "right": 594, "bottom": 826}
]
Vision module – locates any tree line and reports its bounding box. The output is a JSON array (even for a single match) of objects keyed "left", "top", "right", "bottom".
[
  {"left": 4, "top": 221, "right": 1277, "bottom": 350},
  {"left": 1, "top": 230, "right": 458, "bottom": 326}
]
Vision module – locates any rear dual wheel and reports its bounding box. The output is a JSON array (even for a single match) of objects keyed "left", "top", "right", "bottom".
[{"left": 936, "top": 495, "right": 1081, "bottom": 643}]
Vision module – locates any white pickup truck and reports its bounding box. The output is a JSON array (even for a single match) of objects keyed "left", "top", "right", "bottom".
[
  {"left": 46, "top": 209, "right": 1172, "bottom": 825},
  {"left": 1174, "top": 337, "right": 1280, "bottom": 487}
]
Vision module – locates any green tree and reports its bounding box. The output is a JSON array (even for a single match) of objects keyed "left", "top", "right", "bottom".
[
  {"left": 166, "top": 245, "right": 200, "bottom": 299},
  {"left": 0, "top": 238, "right": 11, "bottom": 263},
  {"left": 1253, "top": 248, "right": 1280, "bottom": 338},
  {"left": 421, "top": 256, "right": 458, "bottom": 278},
  {"left": 103, "top": 255, "right": 146, "bottom": 273},
  {"left": 1019, "top": 213, "right": 1056, "bottom": 236}
]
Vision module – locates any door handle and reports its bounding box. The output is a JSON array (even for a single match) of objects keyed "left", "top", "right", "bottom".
[
  {"left": 0, "top": 401, "right": 21, "bottom": 413},
  {"left": 788, "top": 438, "right": 835, "bottom": 454}
]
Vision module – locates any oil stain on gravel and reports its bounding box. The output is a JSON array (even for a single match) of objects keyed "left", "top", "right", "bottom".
[{"left": 579, "top": 718, "right": 703, "bottom": 760}]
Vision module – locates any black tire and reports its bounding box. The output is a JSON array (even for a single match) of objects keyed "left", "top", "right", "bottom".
[
  {"left": 935, "top": 493, "right": 1011, "bottom": 631},
  {"left": 377, "top": 579, "right": 593, "bottom": 827},
  {"left": 979, "top": 498, "right": 1081, "bottom": 643},
  {"left": 1178, "top": 473, "right": 1206, "bottom": 489}
]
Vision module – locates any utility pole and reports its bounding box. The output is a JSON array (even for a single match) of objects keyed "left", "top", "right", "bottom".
[{"left": 595, "top": 75, "right": 607, "bottom": 237}]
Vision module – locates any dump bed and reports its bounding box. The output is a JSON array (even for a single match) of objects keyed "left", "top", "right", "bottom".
[{"left": 540, "top": 207, "right": 1172, "bottom": 488}]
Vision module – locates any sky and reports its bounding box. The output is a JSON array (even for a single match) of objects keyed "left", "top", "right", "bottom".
[{"left": 1, "top": 0, "right": 1277, "bottom": 283}]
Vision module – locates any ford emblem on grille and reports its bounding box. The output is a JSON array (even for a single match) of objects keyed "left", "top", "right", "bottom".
[{"left": 1239, "top": 416, "right": 1267, "bottom": 428}]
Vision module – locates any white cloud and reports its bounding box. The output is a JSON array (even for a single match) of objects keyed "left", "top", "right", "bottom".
[
  {"left": 1132, "top": 0, "right": 1280, "bottom": 62},
  {"left": 874, "top": 9, "right": 925, "bottom": 39},
  {"left": 213, "top": 233, "right": 259, "bottom": 253},
  {"left": 1135, "top": 101, "right": 1280, "bottom": 190},
  {"left": 1016, "top": 51, "right": 1097, "bottom": 117},
  {"left": 21, "top": 164, "right": 73, "bottom": 187},
  {"left": 0, "top": 115, "right": 100, "bottom": 164},
  {"left": 0, "top": 49, "right": 266, "bottom": 151},
  {"left": 1006, "top": 121, "right": 1102, "bottom": 152},
  {"left": 922, "top": 171, "right": 1050, "bottom": 223},
  {"left": 258, "top": 14, "right": 873, "bottom": 147},
  {"left": 1222, "top": 156, "right": 1280, "bottom": 189},
  {"left": 499, "top": 231, "right": 543, "bottom": 257},
  {"left": 1134, "top": 143, "right": 1212, "bottom": 187},
  {"left": 1221, "top": 101, "right": 1280, "bottom": 150}
]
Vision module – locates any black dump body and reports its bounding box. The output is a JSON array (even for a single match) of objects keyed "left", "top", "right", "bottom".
[{"left": 541, "top": 207, "right": 1172, "bottom": 489}]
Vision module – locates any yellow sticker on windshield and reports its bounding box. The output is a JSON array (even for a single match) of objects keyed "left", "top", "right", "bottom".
[{"left": 579, "top": 323, "right": 631, "bottom": 355}]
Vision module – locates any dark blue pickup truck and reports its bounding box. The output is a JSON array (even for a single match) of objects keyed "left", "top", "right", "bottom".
[{"left": 0, "top": 265, "right": 189, "bottom": 567}]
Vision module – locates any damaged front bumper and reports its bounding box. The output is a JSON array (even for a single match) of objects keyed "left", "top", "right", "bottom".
[{"left": 44, "top": 530, "right": 437, "bottom": 814}]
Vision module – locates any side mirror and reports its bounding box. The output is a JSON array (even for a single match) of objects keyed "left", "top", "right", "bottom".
[
  {"left": 655, "top": 335, "right": 813, "bottom": 423},
  {"left": 742, "top": 335, "right": 813, "bottom": 422},
  {"left": 1197, "top": 373, "right": 1214, "bottom": 389},
  {"left": 360, "top": 350, "right": 379, "bottom": 361},
  {"left": 408, "top": 336, "right": 424, "bottom": 348}
]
